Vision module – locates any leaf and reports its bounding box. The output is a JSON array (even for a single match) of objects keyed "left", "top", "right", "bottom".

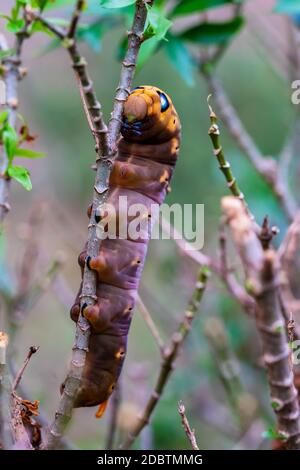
[
  {"left": 0, "top": 48, "right": 15, "bottom": 60},
  {"left": 6, "top": 18, "right": 25, "bottom": 33},
  {"left": 7, "top": 165, "right": 32, "bottom": 191},
  {"left": 3, "top": 125, "right": 18, "bottom": 163},
  {"left": 144, "top": 4, "right": 172, "bottom": 41},
  {"left": 137, "top": 36, "right": 160, "bottom": 71},
  {"left": 29, "top": 19, "right": 55, "bottom": 36},
  {"left": 275, "top": 0, "right": 300, "bottom": 14},
  {"left": 164, "top": 35, "right": 195, "bottom": 86},
  {"left": 172, "top": 0, "right": 234, "bottom": 17},
  {"left": 262, "top": 427, "right": 287, "bottom": 441},
  {"left": 99, "top": 0, "right": 136, "bottom": 8},
  {"left": 179, "top": 16, "right": 244, "bottom": 45},
  {"left": 0, "top": 111, "right": 8, "bottom": 124},
  {"left": 30, "top": 0, "right": 50, "bottom": 9},
  {"left": 78, "top": 19, "right": 118, "bottom": 53},
  {"left": 14, "top": 148, "right": 46, "bottom": 158}
]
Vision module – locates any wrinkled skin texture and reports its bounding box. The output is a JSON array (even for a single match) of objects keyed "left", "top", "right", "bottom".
[{"left": 68, "top": 86, "right": 181, "bottom": 416}]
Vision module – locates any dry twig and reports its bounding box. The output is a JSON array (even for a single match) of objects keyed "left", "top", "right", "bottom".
[
  {"left": 120, "top": 267, "right": 209, "bottom": 449},
  {"left": 178, "top": 401, "right": 199, "bottom": 450}
]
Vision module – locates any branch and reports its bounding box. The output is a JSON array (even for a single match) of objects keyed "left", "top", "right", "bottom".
[
  {"left": 222, "top": 196, "right": 300, "bottom": 449},
  {"left": 178, "top": 401, "right": 199, "bottom": 450},
  {"left": 0, "top": 8, "right": 31, "bottom": 226},
  {"left": 120, "top": 267, "right": 209, "bottom": 449},
  {"left": 0, "top": 332, "right": 13, "bottom": 449},
  {"left": 205, "top": 75, "right": 297, "bottom": 222},
  {"left": 12, "top": 346, "right": 39, "bottom": 393},
  {"left": 137, "top": 295, "right": 164, "bottom": 352},
  {"left": 105, "top": 381, "right": 122, "bottom": 450},
  {"left": 44, "top": 0, "right": 153, "bottom": 449},
  {"left": 204, "top": 316, "right": 257, "bottom": 430},
  {"left": 207, "top": 96, "right": 249, "bottom": 212}
]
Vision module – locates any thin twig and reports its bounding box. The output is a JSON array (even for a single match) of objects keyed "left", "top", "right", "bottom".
[
  {"left": 204, "top": 316, "right": 257, "bottom": 430},
  {"left": 12, "top": 346, "right": 39, "bottom": 393},
  {"left": 0, "top": 332, "right": 13, "bottom": 449},
  {"left": 120, "top": 267, "right": 209, "bottom": 449},
  {"left": 178, "top": 401, "right": 199, "bottom": 450},
  {"left": 105, "top": 381, "right": 122, "bottom": 450},
  {"left": 207, "top": 96, "right": 248, "bottom": 209},
  {"left": 0, "top": 9, "right": 31, "bottom": 226},
  {"left": 137, "top": 295, "right": 164, "bottom": 352},
  {"left": 222, "top": 196, "right": 300, "bottom": 449},
  {"left": 205, "top": 75, "right": 297, "bottom": 222}
]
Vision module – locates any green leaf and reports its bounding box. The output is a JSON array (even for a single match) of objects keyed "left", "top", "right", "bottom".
[
  {"left": 6, "top": 18, "right": 25, "bottom": 33},
  {"left": 29, "top": 19, "right": 55, "bottom": 35},
  {"left": 172, "top": 0, "right": 234, "bottom": 17},
  {"left": 0, "top": 49, "right": 15, "bottom": 60},
  {"left": 78, "top": 19, "right": 118, "bottom": 52},
  {"left": 99, "top": 0, "right": 136, "bottom": 8},
  {"left": 164, "top": 35, "right": 195, "bottom": 86},
  {"left": 137, "top": 36, "right": 160, "bottom": 71},
  {"left": 179, "top": 16, "right": 244, "bottom": 45},
  {"left": 275, "top": 0, "right": 300, "bottom": 13},
  {"left": 14, "top": 148, "right": 46, "bottom": 158},
  {"left": 3, "top": 125, "right": 18, "bottom": 163},
  {"left": 30, "top": 0, "right": 50, "bottom": 9},
  {"left": 7, "top": 165, "right": 32, "bottom": 191},
  {"left": 262, "top": 427, "right": 287, "bottom": 441},
  {"left": 0, "top": 111, "right": 8, "bottom": 124},
  {"left": 144, "top": 5, "right": 172, "bottom": 41}
]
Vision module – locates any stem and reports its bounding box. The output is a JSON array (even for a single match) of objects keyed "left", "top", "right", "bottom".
[
  {"left": 44, "top": 0, "right": 153, "bottom": 449},
  {"left": 222, "top": 196, "right": 300, "bottom": 449},
  {"left": 120, "top": 267, "right": 209, "bottom": 449},
  {"left": 178, "top": 401, "right": 199, "bottom": 450}
]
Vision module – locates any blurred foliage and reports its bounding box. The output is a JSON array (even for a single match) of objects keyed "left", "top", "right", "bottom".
[{"left": 0, "top": 0, "right": 299, "bottom": 450}]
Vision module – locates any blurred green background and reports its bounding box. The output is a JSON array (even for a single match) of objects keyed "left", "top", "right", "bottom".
[{"left": 0, "top": 0, "right": 299, "bottom": 450}]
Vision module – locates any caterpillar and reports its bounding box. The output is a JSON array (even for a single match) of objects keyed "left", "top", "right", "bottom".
[{"left": 66, "top": 86, "right": 181, "bottom": 418}]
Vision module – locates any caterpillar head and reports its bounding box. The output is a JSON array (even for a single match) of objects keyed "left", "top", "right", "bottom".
[{"left": 121, "top": 85, "right": 180, "bottom": 144}]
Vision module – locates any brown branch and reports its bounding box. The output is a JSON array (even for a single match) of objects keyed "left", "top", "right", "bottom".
[
  {"left": 0, "top": 8, "right": 31, "bottom": 227},
  {"left": 120, "top": 266, "right": 209, "bottom": 449},
  {"left": 105, "top": 381, "right": 122, "bottom": 450},
  {"left": 204, "top": 316, "right": 257, "bottom": 430},
  {"left": 67, "top": 0, "right": 85, "bottom": 39},
  {"left": 44, "top": 0, "right": 153, "bottom": 449},
  {"left": 137, "top": 295, "right": 164, "bottom": 352},
  {"left": 222, "top": 196, "right": 300, "bottom": 449},
  {"left": 12, "top": 346, "right": 39, "bottom": 393},
  {"left": 0, "top": 332, "right": 13, "bottom": 449},
  {"left": 178, "top": 401, "right": 199, "bottom": 450}
]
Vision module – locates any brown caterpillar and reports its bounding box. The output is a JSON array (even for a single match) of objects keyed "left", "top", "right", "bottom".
[{"left": 67, "top": 86, "right": 181, "bottom": 418}]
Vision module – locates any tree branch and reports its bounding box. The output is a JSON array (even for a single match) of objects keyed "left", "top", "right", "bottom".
[
  {"left": 120, "top": 267, "right": 209, "bottom": 449},
  {"left": 178, "top": 401, "right": 199, "bottom": 450},
  {"left": 44, "top": 0, "right": 153, "bottom": 449},
  {"left": 222, "top": 196, "right": 300, "bottom": 449},
  {"left": 0, "top": 9, "right": 31, "bottom": 226},
  {"left": 205, "top": 74, "right": 297, "bottom": 222}
]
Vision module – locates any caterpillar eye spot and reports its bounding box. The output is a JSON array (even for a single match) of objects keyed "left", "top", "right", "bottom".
[
  {"left": 173, "top": 119, "right": 176, "bottom": 124},
  {"left": 136, "top": 260, "right": 141, "bottom": 264},
  {"left": 157, "top": 91, "right": 169, "bottom": 112}
]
